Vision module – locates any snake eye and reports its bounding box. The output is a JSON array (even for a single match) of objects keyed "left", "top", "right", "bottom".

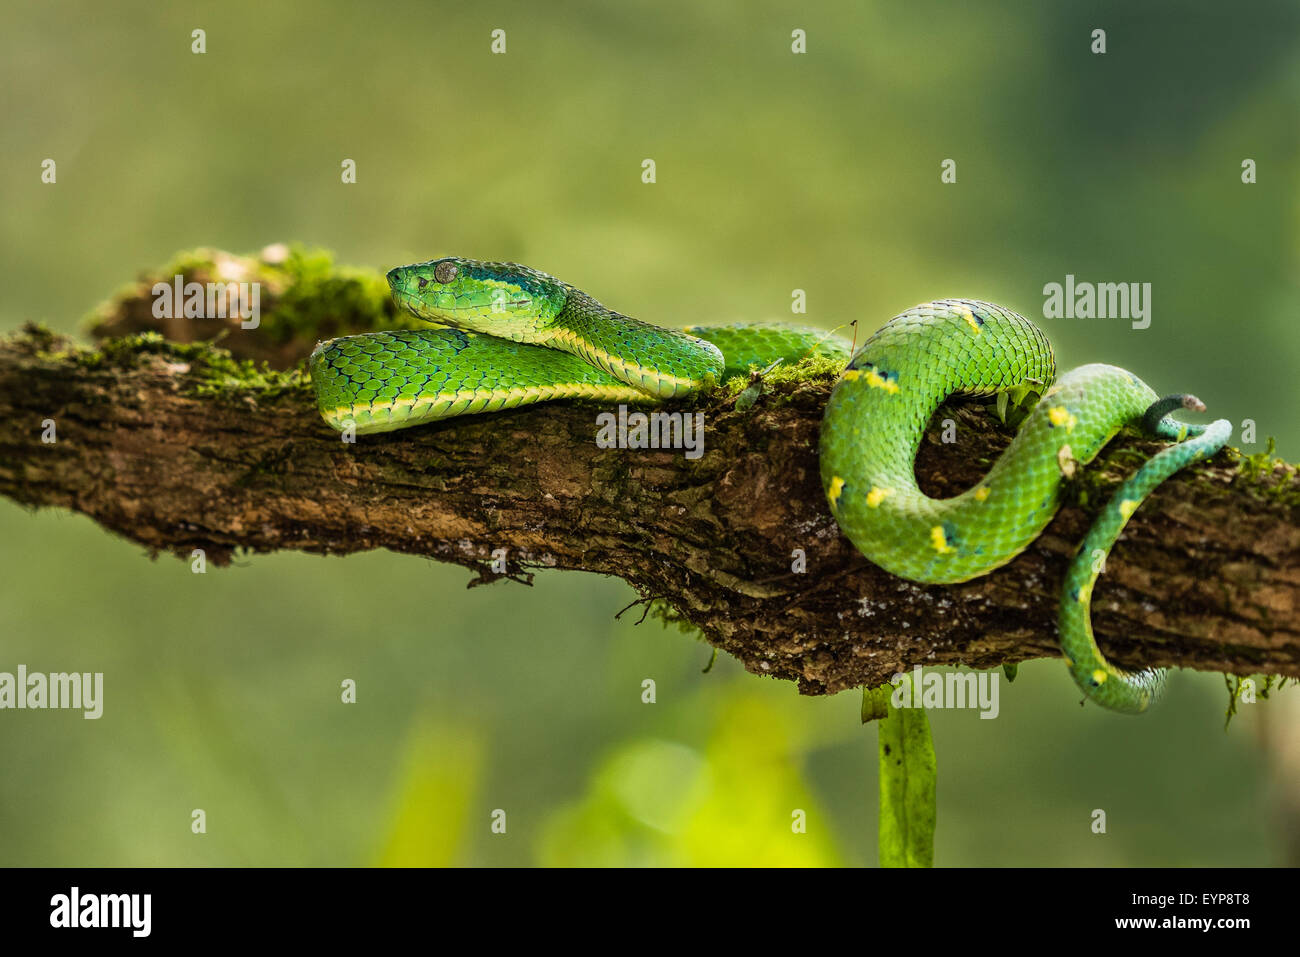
[{"left": 434, "top": 261, "right": 458, "bottom": 284}]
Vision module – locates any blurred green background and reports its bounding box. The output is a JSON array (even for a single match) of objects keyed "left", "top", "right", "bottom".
[{"left": 2, "top": 0, "right": 1297, "bottom": 865}]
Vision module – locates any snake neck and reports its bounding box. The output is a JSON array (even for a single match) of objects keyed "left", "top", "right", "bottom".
[{"left": 546, "top": 289, "right": 724, "bottom": 399}]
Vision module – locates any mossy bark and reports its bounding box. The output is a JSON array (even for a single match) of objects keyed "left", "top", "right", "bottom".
[{"left": 1, "top": 248, "right": 1296, "bottom": 694}]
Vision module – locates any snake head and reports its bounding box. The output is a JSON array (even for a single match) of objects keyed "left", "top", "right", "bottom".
[{"left": 386, "top": 258, "right": 569, "bottom": 342}]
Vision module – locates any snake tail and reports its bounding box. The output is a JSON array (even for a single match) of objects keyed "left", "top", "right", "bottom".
[{"left": 1058, "top": 404, "right": 1231, "bottom": 712}]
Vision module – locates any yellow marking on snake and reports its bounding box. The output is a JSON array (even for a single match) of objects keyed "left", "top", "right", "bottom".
[
  {"left": 327, "top": 382, "right": 645, "bottom": 425},
  {"left": 958, "top": 307, "right": 981, "bottom": 335},
  {"left": 866, "top": 486, "right": 892, "bottom": 508},
  {"left": 841, "top": 369, "right": 862, "bottom": 381},
  {"left": 1077, "top": 580, "right": 1093, "bottom": 603},
  {"left": 827, "top": 476, "right": 845, "bottom": 508},
  {"left": 1092, "top": 669, "right": 1108, "bottom": 685},
  {"left": 866, "top": 369, "right": 900, "bottom": 394},
  {"left": 1119, "top": 499, "right": 1139, "bottom": 520},
  {"left": 1048, "top": 406, "right": 1077, "bottom": 431},
  {"left": 930, "top": 525, "right": 951, "bottom": 553},
  {"left": 974, "top": 486, "right": 990, "bottom": 502}
]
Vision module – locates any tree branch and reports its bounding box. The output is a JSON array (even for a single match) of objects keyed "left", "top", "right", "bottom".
[{"left": 3, "top": 250, "right": 1297, "bottom": 694}]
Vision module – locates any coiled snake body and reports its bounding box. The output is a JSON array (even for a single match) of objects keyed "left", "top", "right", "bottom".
[{"left": 310, "top": 258, "right": 1230, "bottom": 713}]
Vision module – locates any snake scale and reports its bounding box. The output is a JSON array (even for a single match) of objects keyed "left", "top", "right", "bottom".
[{"left": 310, "top": 257, "right": 1231, "bottom": 713}]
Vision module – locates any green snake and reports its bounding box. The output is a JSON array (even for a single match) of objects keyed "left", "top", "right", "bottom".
[{"left": 309, "top": 258, "right": 1231, "bottom": 713}]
